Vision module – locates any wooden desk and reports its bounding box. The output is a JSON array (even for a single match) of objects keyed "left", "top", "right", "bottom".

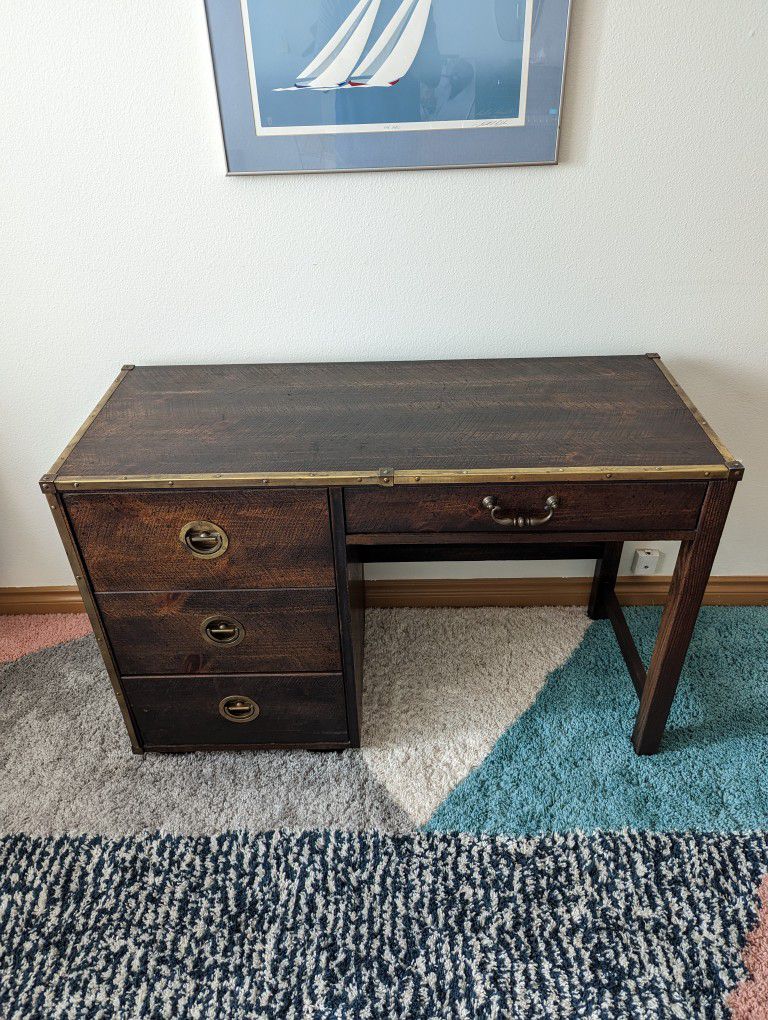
[{"left": 41, "top": 355, "right": 743, "bottom": 756}]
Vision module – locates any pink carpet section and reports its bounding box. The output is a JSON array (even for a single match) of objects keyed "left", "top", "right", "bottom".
[
  {"left": 730, "top": 875, "right": 768, "bottom": 1020},
  {"left": 0, "top": 613, "right": 92, "bottom": 665}
]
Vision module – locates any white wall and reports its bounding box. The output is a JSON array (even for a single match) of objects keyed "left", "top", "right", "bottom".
[{"left": 2, "top": 1, "right": 766, "bottom": 588}]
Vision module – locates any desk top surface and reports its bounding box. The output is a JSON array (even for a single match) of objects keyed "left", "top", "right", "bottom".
[{"left": 51, "top": 356, "right": 737, "bottom": 487}]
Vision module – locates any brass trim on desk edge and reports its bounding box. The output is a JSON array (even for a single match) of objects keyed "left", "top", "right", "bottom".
[
  {"left": 53, "top": 468, "right": 395, "bottom": 490},
  {"left": 646, "top": 354, "right": 740, "bottom": 470},
  {"left": 40, "top": 365, "right": 135, "bottom": 486},
  {"left": 391, "top": 465, "right": 731, "bottom": 483},
  {"left": 51, "top": 463, "right": 731, "bottom": 490}
]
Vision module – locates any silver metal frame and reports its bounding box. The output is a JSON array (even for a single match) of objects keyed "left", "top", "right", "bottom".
[{"left": 203, "top": 0, "right": 575, "bottom": 176}]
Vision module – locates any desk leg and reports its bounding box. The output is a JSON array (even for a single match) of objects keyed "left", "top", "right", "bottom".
[
  {"left": 588, "top": 542, "right": 623, "bottom": 620},
  {"left": 631, "top": 479, "right": 737, "bottom": 755},
  {"left": 329, "top": 488, "right": 364, "bottom": 747}
]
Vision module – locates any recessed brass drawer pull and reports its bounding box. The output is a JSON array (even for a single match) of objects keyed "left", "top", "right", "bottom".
[
  {"left": 219, "top": 695, "right": 259, "bottom": 723},
  {"left": 201, "top": 615, "right": 245, "bottom": 646},
  {"left": 481, "top": 494, "right": 560, "bottom": 528},
  {"left": 179, "top": 520, "right": 229, "bottom": 559}
]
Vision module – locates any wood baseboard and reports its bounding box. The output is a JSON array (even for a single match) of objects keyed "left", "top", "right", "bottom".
[
  {"left": 0, "top": 586, "right": 88, "bottom": 615},
  {"left": 364, "top": 576, "right": 768, "bottom": 607},
  {"left": 1, "top": 576, "right": 766, "bottom": 615}
]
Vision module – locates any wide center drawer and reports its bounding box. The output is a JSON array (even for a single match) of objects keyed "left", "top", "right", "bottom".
[
  {"left": 123, "top": 673, "right": 349, "bottom": 749},
  {"left": 345, "top": 482, "right": 706, "bottom": 534},
  {"left": 64, "top": 488, "right": 335, "bottom": 591},
  {"left": 99, "top": 589, "right": 341, "bottom": 675}
]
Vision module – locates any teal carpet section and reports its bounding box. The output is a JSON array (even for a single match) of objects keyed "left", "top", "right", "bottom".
[{"left": 427, "top": 607, "right": 768, "bottom": 835}]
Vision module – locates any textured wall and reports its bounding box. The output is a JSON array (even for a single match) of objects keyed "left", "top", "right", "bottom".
[{"left": 1, "top": 1, "right": 766, "bottom": 586}]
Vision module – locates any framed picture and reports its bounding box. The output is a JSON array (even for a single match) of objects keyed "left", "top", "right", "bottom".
[{"left": 204, "top": 0, "right": 572, "bottom": 174}]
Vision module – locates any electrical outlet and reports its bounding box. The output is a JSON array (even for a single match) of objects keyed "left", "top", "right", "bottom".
[{"left": 631, "top": 548, "right": 662, "bottom": 575}]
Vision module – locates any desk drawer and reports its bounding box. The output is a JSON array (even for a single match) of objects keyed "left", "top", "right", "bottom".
[
  {"left": 64, "top": 489, "right": 334, "bottom": 591},
  {"left": 99, "top": 589, "right": 340, "bottom": 676},
  {"left": 123, "top": 673, "right": 348, "bottom": 749},
  {"left": 345, "top": 482, "right": 706, "bottom": 534}
]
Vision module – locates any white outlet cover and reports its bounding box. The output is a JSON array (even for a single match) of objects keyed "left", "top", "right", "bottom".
[{"left": 631, "top": 549, "right": 662, "bottom": 575}]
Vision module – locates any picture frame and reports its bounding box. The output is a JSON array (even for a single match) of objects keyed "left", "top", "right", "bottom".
[{"left": 204, "top": 0, "right": 573, "bottom": 175}]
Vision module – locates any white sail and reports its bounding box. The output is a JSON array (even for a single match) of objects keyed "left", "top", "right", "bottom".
[
  {"left": 350, "top": 0, "right": 432, "bottom": 87},
  {"left": 296, "top": 0, "right": 382, "bottom": 89}
]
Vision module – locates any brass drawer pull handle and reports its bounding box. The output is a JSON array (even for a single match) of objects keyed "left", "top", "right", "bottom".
[
  {"left": 201, "top": 615, "right": 245, "bottom": 646},
  {"left": 179, "top": 520, "right": 229, "bottom": 559},
  {"left": 481, "top": 494, "right": 560, "bottom": 528},
  {"left": 219, "top": 695, "right": 259, "bottom": 723}
]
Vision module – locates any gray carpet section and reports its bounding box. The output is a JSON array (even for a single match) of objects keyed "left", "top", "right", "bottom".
[{"left": 0, "top": 635, "right": 411, "bottom": 835}]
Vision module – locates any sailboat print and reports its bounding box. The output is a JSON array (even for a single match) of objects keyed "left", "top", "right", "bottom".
[
  {"left": 349, "top": 0, "right": 431, "bottom": 87},
  {"left": 295, "top": 0, "right": 382, "bottom": 89},
  {"left": 277, "top": 0, "right": 432, "bottom": 91}
]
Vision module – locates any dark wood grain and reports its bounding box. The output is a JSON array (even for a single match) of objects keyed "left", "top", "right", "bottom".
[
  {"left": 632, "top": 478, "right": 737, "bottom": 754},
  {"left": 41, "top": 487, "right": 143, "bottom": 752},
  {"left": 348, "top": 542, "right": 605, "bottom": 563},
  {"left": 605, "top": 591, "right": 647, "bottom": 697},
  {"left": 346, "top": 530, "right": 699, "bottom": 545},
  {"left": 588, "top": 542, "right": 623, "bottom": 619},
  {"left": 329, "top": 488, "right": 363, "bottom": 746},
  {"left": 64, "top": 489, "right": 334, "bottom": 591},
  {"left": 55, "top": 358, "right": 728, "bottom": 479},
  {"left": 98, "top": 589, "right": 340, "bottom": 675},
  {"left": 345, "top": 483, "right": 706, "bottom": 534},
  {"left": 123, "top": 673, "right": 348, "bottom": 748}
]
